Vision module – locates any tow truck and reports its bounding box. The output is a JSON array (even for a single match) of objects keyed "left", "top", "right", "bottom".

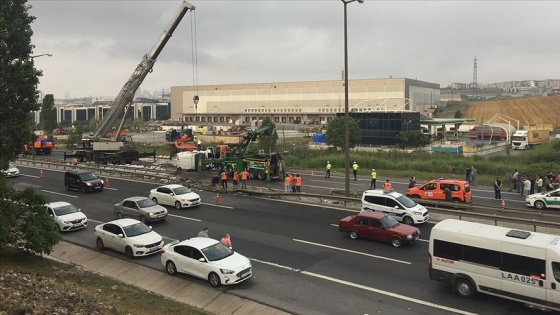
[{"left": 64, "top": 1, "right": 195, "bottom": 164}]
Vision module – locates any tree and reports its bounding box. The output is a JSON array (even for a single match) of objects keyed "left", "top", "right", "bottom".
[
  {"left": 395, "top": 131, "right": 431, "bottom": 149},
  {"left": 325, "top": 116, "right": 361, "bottom": 150},
  {"left": 0, "top": 0, "right": 59, "bottom": 255},
  {"left": 41, "top": 94, "right": 57, "bottom": 138},
  {"left": 256, "top": 117, "right": 278, "bottom": 153},
  {"left": 454, "top": 110, "right": 462, "bottom": 118},
  {"left": 0, "top": 0, "right": 42, "bottom": 169}
]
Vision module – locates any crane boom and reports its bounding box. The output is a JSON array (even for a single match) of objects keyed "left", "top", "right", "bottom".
[{"left": 90, "top": 0, "right": 195, "bottom": 141}]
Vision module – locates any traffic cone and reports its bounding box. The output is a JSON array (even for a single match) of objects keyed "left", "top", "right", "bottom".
[
  {"left": 310, "top": 170, "right": 315, "bottom": 176},
  {"left": 215, "top": 193, "right": 221, "bottom": 205},
  {"left": 105, "top": 177, "right": 110, "bottom": 188},
  {"left": 39, "top": 170, "right": 44, "bottom": 179},
  {"left": 501, "top": 199, "right": 506, "bottom": 210}
]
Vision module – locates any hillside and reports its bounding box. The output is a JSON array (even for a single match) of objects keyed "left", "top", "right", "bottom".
[{"left": 463, "top": 95, "right": 560, "bottom": 126}]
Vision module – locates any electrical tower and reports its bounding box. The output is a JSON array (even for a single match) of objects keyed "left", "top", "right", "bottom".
[{"left": 473, "top": 56, "right": 478, "bottom": 99}]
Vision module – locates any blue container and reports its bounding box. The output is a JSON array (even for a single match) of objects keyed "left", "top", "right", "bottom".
[{"left": 313, "top": 133, "right": 326, "bottom": 143}]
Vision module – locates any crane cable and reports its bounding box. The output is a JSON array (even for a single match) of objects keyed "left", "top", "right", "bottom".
[{"left": 190, "top": 9, "right": 199, "bottom": 112}]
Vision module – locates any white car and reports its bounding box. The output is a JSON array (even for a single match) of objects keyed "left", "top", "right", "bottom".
[
  {"left": 94, "top": 218, "right": 164, "bottom": 258},
  {"left": 149, "top": 184, "right": 201, "bottom": 209},
  {"left": 45, "top": 201, "right": 88, "bottom": 232},
  {"left": 2, "top": 163, "right": 20, "bottom": 178},
  {"left": 526, "top": 189, "right": 560, "bottom": 210},
  {"left": 160, "top": 237, "right": 252, "bottom": 287}
]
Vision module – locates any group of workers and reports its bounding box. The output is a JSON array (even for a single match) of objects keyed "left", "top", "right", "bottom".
[
  {"left": 220, "top": 168, "right": 248, "bottom": 189},
  {"left": 284, "top": 173, "right": 302, "bottom": 193}
]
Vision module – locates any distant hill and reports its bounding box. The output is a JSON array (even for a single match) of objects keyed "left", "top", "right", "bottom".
[{"left": 463, "top": 95, "right": 560, "bottom": 126}]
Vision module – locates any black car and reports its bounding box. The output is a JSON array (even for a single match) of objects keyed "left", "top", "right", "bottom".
[{"left": 64, "top": 170, "right": 104, "bottom": 193}]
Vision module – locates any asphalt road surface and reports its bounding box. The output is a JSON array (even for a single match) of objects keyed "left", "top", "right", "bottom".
[{"left": 6, "top": 166, "right": 553, "bottom": 315}]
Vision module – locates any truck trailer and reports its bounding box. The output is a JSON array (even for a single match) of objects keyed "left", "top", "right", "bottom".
[
  {"left": 511, "top": 129, "right": 550, "bottom": 150},
  {"left": 468, "top": 125, "right": 507, "bottom": 140}
]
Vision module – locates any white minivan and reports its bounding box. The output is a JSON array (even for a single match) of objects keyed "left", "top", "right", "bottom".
[{"left": 361, "top": 189, "right": 429, "bottom": 225}]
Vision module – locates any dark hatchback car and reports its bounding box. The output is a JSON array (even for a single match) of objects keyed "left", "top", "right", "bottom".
[
  {"left": 338, "top": 211, "right": 421, "bottom": 248},
  {"left": 64, "top": 170, "right": 104, "bottom": 193}
]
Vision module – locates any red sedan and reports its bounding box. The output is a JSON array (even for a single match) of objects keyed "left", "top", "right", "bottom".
[{"left": 338, "top": 212, "right": 421, "bottom": 248}]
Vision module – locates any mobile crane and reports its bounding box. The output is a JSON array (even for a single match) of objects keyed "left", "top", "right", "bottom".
[{"left": 64, "top": 1, "right": 195, "bottom": 164}]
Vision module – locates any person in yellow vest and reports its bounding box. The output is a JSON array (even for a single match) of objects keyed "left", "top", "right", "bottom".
[
  {"left": 325, "top": 161, "right": 332, "bottom": 178},
  {"left": 352, "top": 161, "right": 359, "bottom": 180},
  {"left": 370, "top": 168, "right": 377, "bottom": 190},
  {"left": 240, "top": 169, "right": 248, "bottom": 189},
  {"left": 383, "top": 179, "right": 392, "bottom": 191},
  {"left": 220, "top": 170, "right": 228, "bottom": 189},
  {"left": 295, "top": 174, "right": 302, "bottom": 193},
  {"left": 284, "top": 174, "right": 291, "bottom": 193}
]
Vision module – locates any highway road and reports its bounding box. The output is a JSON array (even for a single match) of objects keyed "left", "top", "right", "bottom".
[{"left": 7, "top": 165, "right": 553, "bottom": 315}]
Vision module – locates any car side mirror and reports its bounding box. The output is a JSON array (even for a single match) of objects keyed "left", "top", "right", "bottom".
[
  {"left": 198, "top": 257, "right": 206, "bottom": 263},
  {"left": 78, "top": 209, "right": 81, "bottom": 212},
  {"left": 118, "top": 234, "right": 124, "bottom": 238},
  {"left": 394, "top": 206, "right": 399, "bottom": 209},
  {"left": 169, "top": 193, "right": 174, "bottom": 196},
  {"left": 149, "top": 226, "right": 153, "bottom": 230}
]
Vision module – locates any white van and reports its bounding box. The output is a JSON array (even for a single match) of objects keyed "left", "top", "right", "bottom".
[
  {"left": 429, "top": 219, "right": 560, "bottom": 312},
  {"left": 361, "top": 189, "right": 429, "bottom": 225}
]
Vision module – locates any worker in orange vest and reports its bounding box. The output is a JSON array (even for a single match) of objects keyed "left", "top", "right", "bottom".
[
  {"left": 240, "top": 169, "right": 248, "bottom": 189},
  {"left": 295, "top": 174, "right": 302, "bottom": 193},
  {"left": 289, "top": 173, "right": 296, "bottom": 192},
  {"left": 383, "top": 179, "right": 392, "bottom": 191},
  {"left": 284, "top": 174, "right": 291, "bottom": 193},
  {"left": 232, "top": 171, "right": 239, "bottom": 189},
  {"left": 221, "top": 170, "right": 228, "bottom": 189}
]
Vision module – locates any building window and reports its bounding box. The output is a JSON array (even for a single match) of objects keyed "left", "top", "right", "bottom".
[
  {"left": 282, "top": 117, "right": 286, "bottom": 123},
  {"left": 213, "top": 117, "right": 218, "bottom": 122},
  {"left": 275, "top": 117, "right": 279, "bottom": 123},
  {"left": 225, "top": 116, "right": 230, "bottom": 122},
  {"left": 201, "top": 117, "right": 205, "bottom": 122},
  {"left": 219, "top": 117, "right": 224, "bottom": 122}
]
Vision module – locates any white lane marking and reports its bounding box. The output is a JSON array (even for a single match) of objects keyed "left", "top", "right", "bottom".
[
  {"left": 104, "top": 187, "right": 118, "bottom": 191},
  {"left": 201, "top": 202, "right": 235, "bottom": 209},
  {"left": 249, "top": 258, "right": 475, "bottom": 315},
  {"left": 293, "top": 239, "right": 411, "bottom": 265},
  {"left": 254, "top": 197, "right": 359, "bottom": 213},
  {"left": 20, "top": 174, "right": 39, "bottom": 178},
  {"left": 330, "top": 223, "right": 430, "bottom": 242},
  {"left": 167, "top": 214, "right": 201, "bottom": 222},
  {"left": 42, "top": 190, "right": 78, "bottom": 198}
]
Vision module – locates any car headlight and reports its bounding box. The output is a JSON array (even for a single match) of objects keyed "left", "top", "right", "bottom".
[
  {"left": 86, "top": 182, "right": 92, "bottom": 186},
  {"left": 412, "top": 211, "right": 422, "bottom": 215},
  {"left": 407, "top": 234, "right": 413, "bottom": 240},
  {"left": 100, "top": 180, "right": 104, "bottom": 185},
  {"left": 133, "top": 244, "right": 144, "bottom": 248},
  {"left": 63, "top": 221, "right": 71, "bottom": 224},
  {"left": 220, "top": 269, "right": 235, "bottom": 274}
]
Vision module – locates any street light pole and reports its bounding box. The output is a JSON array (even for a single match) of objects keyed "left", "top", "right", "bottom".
[{"left": 342, "top": 0, "right": 363, "bottom": 197}]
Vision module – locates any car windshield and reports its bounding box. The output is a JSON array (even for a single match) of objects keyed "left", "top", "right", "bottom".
[
  {"left": 137, "top": 198, "right": 157, "bottom": 208},
  {"left": 464, "top": 184, "right": 471, "bottom": 192},
  {"left": 396, "top": 194, "right": 417, "bottom": 208},
  {"left": 79, "top": 172, "right": 98, "bottom": 181},
  {"left": 172, "top": 186, "right": 191, "bottom": 195},
  {"left": 53, "top": 204, "right": 79, "bottom": 216},
  {"left": 8, "top": 163, "right": 16, "bottom": 169},
  {"left": 123, "top": 222, "right": 151, "bottom": 237},
  {"left": 201, "top": 242, "right": 234, "bottom": 261},
  {"left": 380, "top": 215, "right": 399, "bottom": 229}
]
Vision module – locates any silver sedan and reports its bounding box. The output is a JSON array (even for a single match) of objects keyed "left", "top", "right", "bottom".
[{"left": 114, "top": 196, "right": 168, "bottom": 223}]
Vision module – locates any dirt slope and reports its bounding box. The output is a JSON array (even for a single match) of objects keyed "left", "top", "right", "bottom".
[{"left": 464, "top": 95, "right": 560, "bottom": 126}]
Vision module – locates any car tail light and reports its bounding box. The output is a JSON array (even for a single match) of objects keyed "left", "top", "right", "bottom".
[{"left": 428, "top": 253, "right": 432, "bottom": 268}]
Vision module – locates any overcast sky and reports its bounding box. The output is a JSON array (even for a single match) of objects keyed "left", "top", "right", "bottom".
[{"left": 28, "top": 0, "right": 560, "bottom": 99}]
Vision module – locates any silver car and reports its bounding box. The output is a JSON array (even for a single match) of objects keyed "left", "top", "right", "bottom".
[{"left": 114, "top": 196, "right": 168, "bottom": 223}]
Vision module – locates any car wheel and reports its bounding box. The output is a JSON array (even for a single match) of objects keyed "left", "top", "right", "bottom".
[
  {"left": 535, "top": 200, "right": 546, "bottom": 210},
  {"left": 96, "top": 238, "right": 105, "bottom": 250},
  {"left": 152, "top": 197, "right": 158, "bottom": 204},
  {"left": 257, "top": 170, "right": 265, "bottom": 180},
  {"left": 402, "top": 216, "right": 414, "bottom": 225},
  {"left": 208, "top": 272, "right": 221, "bottom": 287},
  {"left": 391, "top": 237, "right": 402, "bottom": 248},
  {"left": 125, "top": 246, "right": 134, "bottom": 259},
  {"left": 65, "top": 185, "right": 70, "bottom": 191},
  {"left": 166, "top": 261, "right": 177, "bottom": 275},
  {"left": 454, "top": 278, "right": 476, "bottom": 298},
  {"left": 56, "top": 224, "right": 62, "bottom": 233},
  {"left": 117, "top": 212, "right": 124, "bottom": 219},
  {"left": 175, "top": 201, "right": 182, "bottom": 210},
  {"left": 81, "top": 187, "right": 87, "bottom": 194},
  {"left": 349, "top": 231, "right": 359, "bottom": 240},
  {"left": 140, "top": 216, "right": 147, "bottom": 223},
  {"left": 411, "top": 195, "right": 420, "bottom": 199}
]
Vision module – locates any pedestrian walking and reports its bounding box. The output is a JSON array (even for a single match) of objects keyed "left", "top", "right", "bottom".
[
  {"left": 408, "top": 176, "right": 417, "bottom": 189},
  {"left": 505, "top": 171, "right": 513, "bottom": 192},
  {"left": 465, "top": 166, "right": 472, "bottom": 183},
  {"left": 220, "top": 170, "right": 228, "bottom": 189},
  {"left": 295, "top": 174, "right": 302, "bottom": 193},
  {"left": 198, "top": 227, "right": 209, "bottom": 238},
  {"left": 352, "top": 161, "right": 359, "bottom": 180},
  {"left": 536, "top": 175, "right": 543, "bottom": 193},
  {"left": 470, "top": 166, "right": 477, "bottom": 187},
  {"left": 370, "top": 168, "right": 377, "bottom": 190},
  {"left": 512, "top": 169, "right": 519, "bottom": 192},
  {"left": 449, "top": 164, "right": 456, "bottom": 178},
  {"left": 519, "top": 173, "right": 527, "bottom": 194},
  {"left": 523, "top": 178, "right": 531, "bottom": 196},
  {"left": 383, "top": 179, "right": 392, "bottom": 191},
  {"left": 325, "top": 161, "right": 332, "bottom": 178},
  {"left": 240, "top": 168, "right": 248, "bottom": 189},
  {"left": 220, "top": 233, "right": 232, "bottom": 249},
  {"left": 530, "top": 175, "right": 536, "bottom": 195},
  {"left": 284, "top": 174, "right": 291, "bottom": 193},
  {"left": 444, "top": 187, "right": 452, "bottom": 201},
  {"left": 494, "top": 177, "right": 502, "bottom": 200}
]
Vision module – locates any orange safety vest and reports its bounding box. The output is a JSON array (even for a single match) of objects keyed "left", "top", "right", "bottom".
[
  {"left": 295, "top": 177, "right": 302, "bottom": 187},
  {"left": 233, "top": 172, "right": 239, "bottom": 180},
  {"left": 241, "top": 171, "right": 248, "bottom": 180},
  {"left": 221, "top": 172, "right": 227, "bottom": 180},
  {"left": 284, "top": 176, "right": 291, "bottom": 185},
  {"left": 383, "top": 182, "right": 392, "bottom": 190}
]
